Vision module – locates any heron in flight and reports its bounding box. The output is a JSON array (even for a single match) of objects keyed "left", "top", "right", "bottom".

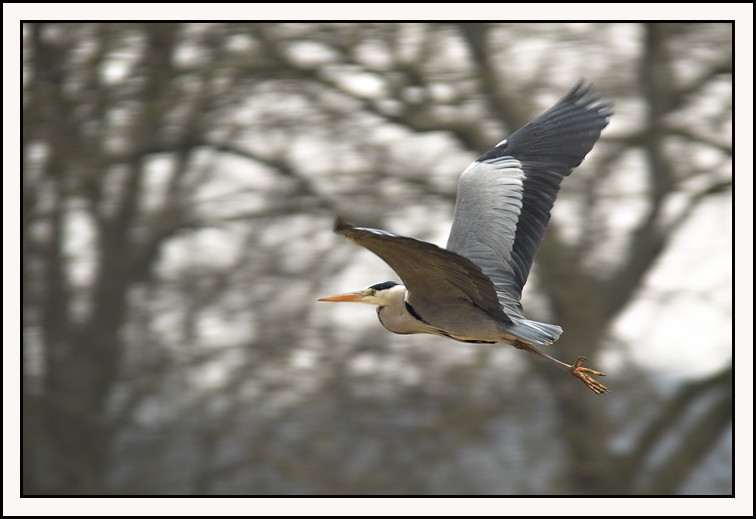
[{"left": 319, "top": 81, "right": 613, "bottom": 394}]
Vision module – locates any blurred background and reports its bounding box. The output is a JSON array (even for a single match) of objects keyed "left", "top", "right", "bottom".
[{"left": 22, "top": 22, "right": 732, "bottom": 495}]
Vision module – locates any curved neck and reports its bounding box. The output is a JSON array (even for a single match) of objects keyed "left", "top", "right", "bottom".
[{"left": 375, "top": 285, "right": 437, "bottom": 336}]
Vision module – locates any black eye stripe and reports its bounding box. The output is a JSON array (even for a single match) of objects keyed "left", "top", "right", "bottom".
[{"left": 368, "top": 281, "right": 399, "bottom": 291}]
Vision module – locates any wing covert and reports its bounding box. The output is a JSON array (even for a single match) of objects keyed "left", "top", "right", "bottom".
[{"left": 333, "top": 217, "right": 512, "bottom": 324}]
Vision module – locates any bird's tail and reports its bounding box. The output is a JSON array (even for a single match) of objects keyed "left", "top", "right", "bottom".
[{"left": 509, "top": 319, "right": 563, "bottom": 346}]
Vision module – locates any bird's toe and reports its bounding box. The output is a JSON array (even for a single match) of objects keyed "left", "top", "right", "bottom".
[{"left": 570, "top": 357, "right": 609, "bottom": 395}]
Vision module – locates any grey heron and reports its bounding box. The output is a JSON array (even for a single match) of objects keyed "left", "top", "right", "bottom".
[{"left": 319, "top": 81, "right": 613, "bottom": 394}]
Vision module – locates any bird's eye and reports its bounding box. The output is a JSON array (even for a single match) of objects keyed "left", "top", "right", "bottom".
[{"left": 368, "top": 289, "right": 376, "bottom": 295}]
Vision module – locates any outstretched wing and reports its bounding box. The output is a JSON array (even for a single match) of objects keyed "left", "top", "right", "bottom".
[
  {"left": 333, "top": 217, "right": 512, "bottom": 324},
  {"left": 446, "top": 80, "right": 613, "bottom": 317}
]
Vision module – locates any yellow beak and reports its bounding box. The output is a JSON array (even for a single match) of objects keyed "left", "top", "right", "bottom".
[{"left": 317, "top": 291, "right": 364, "bottom": 303}]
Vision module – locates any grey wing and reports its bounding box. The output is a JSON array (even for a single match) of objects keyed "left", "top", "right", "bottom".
[
  {"left": 446, "top": 80, "right": 613, "bottom": 317},
  {"left": 333, "top": 217, "right": 512, "bottom": 324}
]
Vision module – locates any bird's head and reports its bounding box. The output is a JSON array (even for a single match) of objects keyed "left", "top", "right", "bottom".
[{"left": 318, "top": 281, "right": 405, "bottom": 307}]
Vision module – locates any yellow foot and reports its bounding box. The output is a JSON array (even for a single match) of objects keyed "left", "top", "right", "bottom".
[{"left": 570, "top": 356, "right": 609, "bottom": 395}]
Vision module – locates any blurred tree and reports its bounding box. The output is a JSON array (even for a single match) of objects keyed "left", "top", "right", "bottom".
[{"left": 22, "top": 22, "right": 732, "bottom": 495}]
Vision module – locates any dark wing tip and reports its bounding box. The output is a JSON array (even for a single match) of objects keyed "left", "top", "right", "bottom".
[
  {"left": 475, "top": 80, "right": 613, "bottom": 165},
  {"left": 565, "top": 79, "right": 615, "bottom": 119},
  {"left": 333, "top": 215, "right": 352, "bottom": 234}
]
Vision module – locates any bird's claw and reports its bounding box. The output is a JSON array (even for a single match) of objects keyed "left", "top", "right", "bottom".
[{"left": 570, "top": 356, "right": 609, "bottom": 395}]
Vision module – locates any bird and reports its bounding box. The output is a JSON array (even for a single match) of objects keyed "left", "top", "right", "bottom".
[{"left": 318, "top": 80, "right": 613, "bottom": 394}]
